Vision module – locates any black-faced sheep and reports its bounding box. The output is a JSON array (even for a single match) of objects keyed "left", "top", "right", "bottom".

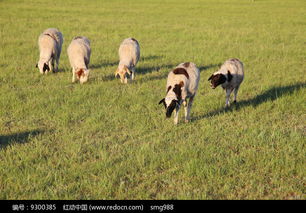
[
  {"left": 208, "top": 58, "right": 244, "bottom": 107},
  {"left": 159, "top": 62, "right": 200, "bottom": 125}
]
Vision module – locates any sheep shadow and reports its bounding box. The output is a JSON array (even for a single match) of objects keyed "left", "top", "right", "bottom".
[
  {"left": 90, "top": 55, "right": 162, "bottom": 70},
  {"left": 237, "top": 83, "right": 305, "bottom": 108},
  {"left": 137, "top": 64, "right": 174, "bottom": 74},
  {"left": 198, "top": 63, "right": 222, "bottom": 72},
  {"left": 138, "top": 72, "right": 169, "bottom": 82},
  {"left": 90, "top": 61, "right": 118, "bottom": 69},
  {"left": 193, "top": 82, "right": 305, "bottom": 120},
  {"left": 0, "top": 129, "right": 45, "bottom": 150},
  {"left": 140, "top": 55, "right": 163, "bottom": 61},
  {"left": 136, "top": 64, "right": 177, "bottom": 82},
  {"left": 57, "top": 67, "right": 71, "bottom": 73}
]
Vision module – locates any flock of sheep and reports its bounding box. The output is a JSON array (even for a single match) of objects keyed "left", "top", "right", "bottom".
[{"left": 36, "top": 28, "right": 244, "bottom": 125}]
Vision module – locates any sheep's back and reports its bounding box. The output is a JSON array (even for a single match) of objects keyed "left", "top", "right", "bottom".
[
  {"left": 38, "top": 34, "right": 55, "bottom": 52},
  {"left": 119, "top": 38, "right": 140, "bottom": 66},
  {"left": 223, "top": 59, "right": 244, "bottom": 85},
  {"left": 178, "top": 62, "right": 200, "bottom": 94},
  {"left": 167, "top": 63, "right": 200, "bottom": 96},
  {"left": 67, "top": 39, "right": 91, "bottom": 68},
  {"left": 43, "top": 28, "right": 63, "bottom": 47}
]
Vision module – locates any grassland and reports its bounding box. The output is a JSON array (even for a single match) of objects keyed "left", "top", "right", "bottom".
[{"left": 0, "top": 0, "right": 305, "bottom": 199}]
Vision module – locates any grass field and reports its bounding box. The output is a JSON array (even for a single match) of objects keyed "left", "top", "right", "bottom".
[{"left": 0, "top": 0, "right": 305, "bottom": 199}]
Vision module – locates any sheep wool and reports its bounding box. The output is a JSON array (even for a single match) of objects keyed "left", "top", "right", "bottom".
[
  {"left": 67, "top": 36, "right": 91, "bottom": 84},
  {"left": 37, "top": 28, "right": 63, "bottom": 74},
  {"left": 159, "top": 62, "right": 200, "bottom": 125},
  {"left": 115, "top": 38, "right": 140, "bottom": 83},
  {"left": 208, "top": 58, "right": 244, "bottom": 107}
]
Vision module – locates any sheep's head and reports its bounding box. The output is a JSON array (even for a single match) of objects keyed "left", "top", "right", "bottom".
[
  {"left": 115, "top": 65, "right": 131, "bottom": 83},
  {"left": 76, "top": 68, "right": 89, "bottom": 84},
  {"left": 208, "top": 71, "right": 232, "bottom": 89},
  {"left": 159, "top": 82, "right": 184, "bottom": 118},
  {"left": 159, "top": 97, "right": 180, "bottom": 118},
  {"left": 36, "top": 62, "right": 50, "bottom": 74}
]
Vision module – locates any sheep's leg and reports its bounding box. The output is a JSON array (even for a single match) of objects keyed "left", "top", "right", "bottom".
[
  {"left": 225, "top": 88, "right": 232, "bottom": 107},
  {"left": 131, "top": 68, "right": 135, "bottom": 80},
  {"left": 72, "top": 67, "right": 76, "bottom": 83},
  {"left": 55, "top": 57, "right": 59, "bottom": 72},
  {"left": 183, "top": 100, "right": 188, "bottom": 122},
  {"left": 48, "top": 60, "right": 53, "bottom": 73},
  {"left": 124, "top": 77, "right": 128, "bottom": 84},
  {"left": 119, "top": 76, "right": 124, "bottom": 83},
  {"left": 185, "top": 96, "right": 194, "bottom": 122},
  {"left": 233, "top": 86, "right": 240, "bottom": 103},
  {"left": 174, "top": 107, "right": 180, "bottom": 125},
  {"left": 51, "top": 59, "right": 55, "bottom": 73}
]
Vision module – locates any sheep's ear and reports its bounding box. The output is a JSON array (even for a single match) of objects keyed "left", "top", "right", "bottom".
[
  {"left": 179, "top": 81, "right": 184, "bottom": 87},
  {"left": 159, "top": 98, "right": 166, "bottom": 108},
  {"left": 227, "top": 70, "right": 233, "bottom": 82},
  {"left": 208, "top": 74, "right": 213, "bottom": 81},
  {"left": 167, "top": 86, "right": 172, "bottom": 93},
  {"left": 159, "top": 98, "right": 165, "bottom": 105},
  {"left": 43, "top": 63, "right": 50, "bottom": 72},
  {"left": 114, "top": 68, "right": 119, "bottom": 77},
  {"left": 35, "top": 63, "right": 38, "bottom": 68},
  {"left": 124, "top": 66, "right": 131, "bottom": 75}
]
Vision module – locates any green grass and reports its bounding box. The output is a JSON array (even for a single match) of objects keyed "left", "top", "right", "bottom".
[{"left": 0, "top": 0, "right": 305, "bottom": 199}]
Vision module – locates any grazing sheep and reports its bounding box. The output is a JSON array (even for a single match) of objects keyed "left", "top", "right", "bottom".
[
  {"left": 208, "top": 58, "right": 244, "bottom": 107},
  {"left": 67, "top": 36, "right": 91, "bottom": 84},
  {"left": 159, "top": 62, "right": 200, "bottom": 125},
  {"left": 115, "top": 38, "right": 140, "bottom": 83},
  {"left": 36, "top": 28, "right": 63, "bottom": 74}
]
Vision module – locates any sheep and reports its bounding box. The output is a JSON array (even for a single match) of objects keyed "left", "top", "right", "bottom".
[
  {"left": 159, "top": 62, "right": 200, "bottom": 125},
  {"left": 36, "top": 28, "right": 63, "bottom": 74},
  {"left": 208, "top": 58, "right": 244, "bottom": 107},
  {"left": 67, "top": 36, "right": 91, "bottom": 84},
  {"left": 115, "top": 38, "right": 140, "bottom": 83}
]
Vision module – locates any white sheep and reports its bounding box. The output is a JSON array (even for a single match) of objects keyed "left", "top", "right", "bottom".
[
  {"left": 159, "top": 62, "right": 200, "bottom": 125},
  {"left": 115, "top": 38, "right": 140, "bottom": 83},
  {"left": 67, "top": 36, "right": 91, "bottom": 84},
  {"left": 36, "top": 28, "right": 63, "bottom": 74},
  {"left": 208, "top": 58, "right": 244, "bottom": 107}
]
